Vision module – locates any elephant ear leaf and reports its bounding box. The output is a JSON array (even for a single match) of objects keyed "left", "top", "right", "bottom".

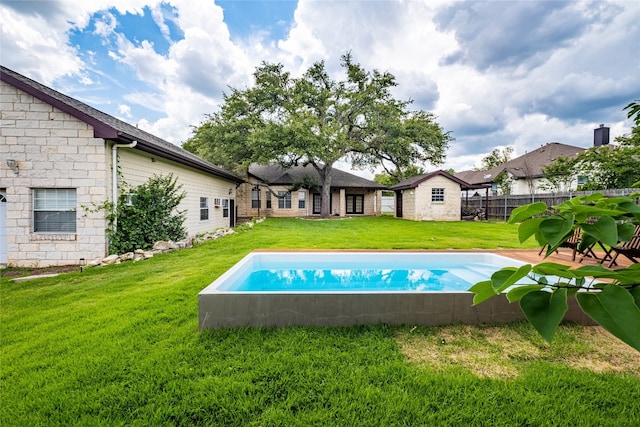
[
  {"left": 509, "top": 202, "right": 548, "bottom": 224},
  {"left": 576, "top": 285, "right": 640, "bottom": 351},
  {"left": 580, "top": 215, "right": 618, "bottom": 247},
  {"left": 520, "top": 289, "right": 568, "bottom": 343}
]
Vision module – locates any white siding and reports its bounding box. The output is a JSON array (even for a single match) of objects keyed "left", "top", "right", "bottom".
[{"left": 117, "top": 150, "right": 237, "bottom": 234}]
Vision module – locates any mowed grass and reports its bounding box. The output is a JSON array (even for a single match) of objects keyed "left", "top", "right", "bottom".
[{"left": 1, "top": 217, "right": 639, "bottom": 426}]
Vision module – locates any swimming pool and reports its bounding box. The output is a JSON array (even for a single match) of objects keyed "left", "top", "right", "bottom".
[{"left": 198, "top": 251, "right": 593, "bottom": 329}]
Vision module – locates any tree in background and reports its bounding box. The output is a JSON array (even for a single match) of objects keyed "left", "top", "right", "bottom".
[
  {"left": 374, "top": 165, "right": 426, "bottom": 187},
  {"left": 184, "top": 53, "right": 452, "bottom": 217},
  {"left": 475, "top": 147, "right": 514, "bottom": 195},
  {"left": 476, "top": 147, "right": 514, "bottom": 170},
  {"left": 539, "top": 156, "right": 578, "bottom": 193}
]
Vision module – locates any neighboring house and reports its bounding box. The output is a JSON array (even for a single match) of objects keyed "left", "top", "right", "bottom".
[
  {"left": 390, "top": 170, "right": 482, "bottom": 221},
  {"left": 455, "top": 142, "right": 587, "bottom": 195},
  {"left": 1, "top": 65, "right": 243, "bottom": 267},
  {"left": 237, "top": 163, "right": 385, "bottom": 219}
]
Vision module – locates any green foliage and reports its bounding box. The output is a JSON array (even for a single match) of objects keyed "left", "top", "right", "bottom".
[
  {"left": 574, "top": 143, "right": 640, "bottom": 190},
  {"left": 184, "top": 52, "right": 451, "bottom": 216},
  {"left": 475, "top": 147, "right": 513, "bottom": 170},
  {"left": 109, "top": 174, "right": 187, "bottom": 254},
  {"left": 289, "top": 174, "right": 320, "bottom": 192},
  {"left": 470, "top": 192, "right": 640, "bottom": 350},
  {"left": 539, "top": 155, "right": 578, "bottom": 193},
  {"left": 373, "top": 165, "right": 425, "bottom": 186},
  {"left": 623, "top": 99, "right": 640, "bottom": 127}
]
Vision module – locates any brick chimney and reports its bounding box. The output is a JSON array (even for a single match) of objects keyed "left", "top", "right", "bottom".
[{"left": 594, "top": 124, "right": 610, "bottom": 146}]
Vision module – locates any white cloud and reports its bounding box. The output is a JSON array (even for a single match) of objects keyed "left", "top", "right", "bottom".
[{"left": 1, "top": 0, "right": 638, "bottom": 179}]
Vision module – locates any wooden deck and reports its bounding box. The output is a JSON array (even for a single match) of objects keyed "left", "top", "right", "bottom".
[{"left": 496, "top": 247, "right": 633, "bottom": 269}]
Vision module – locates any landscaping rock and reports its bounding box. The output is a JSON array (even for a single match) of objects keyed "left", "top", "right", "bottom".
[
  {"left": 101, "top": 254, "right": 120, "bottom": 265},
  {"left": 82, "top": 219, "right": 264, "bottom": 269}
]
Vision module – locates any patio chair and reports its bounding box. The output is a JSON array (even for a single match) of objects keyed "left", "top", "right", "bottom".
[
  {"left": 538, "top": 227, "right": 583, "bottom": 261},
  {"left": 608, "top": 225, "right": 640, "bottom": 267}
]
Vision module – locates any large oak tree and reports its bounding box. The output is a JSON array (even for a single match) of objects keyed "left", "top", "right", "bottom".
[{"left": 184, "top": 53, "right": 452, "bottom": 217}]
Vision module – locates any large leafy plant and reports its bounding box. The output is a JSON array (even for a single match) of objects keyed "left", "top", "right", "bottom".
[
  {"left": 469, "top": 193, "right": 640, "bottom": 351},
  {"left": 109, "top": 174, "right": 187, "bottom": 254}
]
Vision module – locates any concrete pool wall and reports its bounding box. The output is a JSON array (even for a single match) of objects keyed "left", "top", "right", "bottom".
[{"left": 198, "top": 251, "right": 595, "bottom": 329}]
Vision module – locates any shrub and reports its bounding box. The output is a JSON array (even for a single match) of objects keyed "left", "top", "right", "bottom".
[{"left": 109, "top": 174, "right": 187, "bottom": 254}]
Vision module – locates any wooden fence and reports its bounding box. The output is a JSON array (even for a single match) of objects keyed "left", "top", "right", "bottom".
[{"left": 461, "top": 188, "right": 639, "bottom": 221}]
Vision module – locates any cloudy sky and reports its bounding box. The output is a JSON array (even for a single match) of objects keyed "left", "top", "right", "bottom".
[{"left": 1, "top": 0, "right": 638, "bottom": 176}]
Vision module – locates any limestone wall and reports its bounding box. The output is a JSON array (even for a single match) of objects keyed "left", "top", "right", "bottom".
[
  {"left": 237, "top": 178, "right": 382, "bottom": 218},
  {"left": 413, "top": 175, "right": 461, "bottom": 221},
  {"left": 1, "top": 80, "right": 109, "bottom": 267}
]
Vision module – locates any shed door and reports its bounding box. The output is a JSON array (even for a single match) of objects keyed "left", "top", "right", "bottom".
[
  {"left": 395, "top": 192, "right": 403, "bottom": 218},
  {"left": 0, "top": 191, "right": 6, "bottom": 264}
]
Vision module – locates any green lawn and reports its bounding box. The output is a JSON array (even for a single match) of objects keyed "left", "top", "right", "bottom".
[{"left": 2, "top": 217, "right": 639, "bottom": 426}]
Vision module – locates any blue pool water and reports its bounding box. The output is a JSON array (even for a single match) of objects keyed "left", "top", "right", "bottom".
[
  {"left": 205, "top": 252, "right": 521, "bottom": 293},
  {"left": 239, "top": 268, "right": 472, "bottom": 291}
]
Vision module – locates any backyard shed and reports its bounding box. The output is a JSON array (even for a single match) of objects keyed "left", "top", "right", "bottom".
[{"left": 390, "top": 170, "right": 485, "bottom": 221}]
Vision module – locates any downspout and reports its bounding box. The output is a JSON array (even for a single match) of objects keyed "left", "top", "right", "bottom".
[{"left": 112, "top": 140, "right": 138, "bottom": 230}]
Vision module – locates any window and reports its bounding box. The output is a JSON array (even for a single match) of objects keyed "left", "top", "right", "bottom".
[
  {"left": 222, "top": 199, "right": 229, "bottom": 218},
  {"left": 346, "top": 195, "right": 364, "bottom": 214},
  {"left": 431, "top": 188, "right": 445, "bottom": 203},
  {"left": 266, "top": 192, "right": 272, "bottom": 209},
  {"left": 577, "top": 176, "right": 588, "bottom": 186},
  {"left": 213, "top": 198, "right": 221, "bottom": 207},
  {"left": 298, "top": 191, "right": 306, "bottom": 209},
  {"left": 251, "top": 188, "right": 261, "bottom": 209},
  {"left": 33, "top": 188, "right": 76, "bottom": 232},
  {"left": 278, "top": 191, "right": 291, "bottom": 209},
  {"left": 200, "top": 197, "right": 209, "bottom": 220}
]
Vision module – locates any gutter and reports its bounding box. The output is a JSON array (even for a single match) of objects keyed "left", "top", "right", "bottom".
[{"left": 112, "top": 140, "right": 137, "bottom": 230}]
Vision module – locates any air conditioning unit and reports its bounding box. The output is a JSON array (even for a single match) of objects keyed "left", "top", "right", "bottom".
[{"left": 214, "top": 198, "right": 221, "bottom": 207}]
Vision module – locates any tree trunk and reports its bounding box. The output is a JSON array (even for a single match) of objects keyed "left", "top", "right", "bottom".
[{"left": 320, "top": 164, "right": 333, "bottom": 218}]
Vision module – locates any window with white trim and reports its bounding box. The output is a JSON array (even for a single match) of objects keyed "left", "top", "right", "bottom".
[
  {"left": 200, "top": 197, "right": 209, "bottom": 220},
  {"left": 222, "top": 199, "right": 229, "bottom": 217},
  {"left": 266, "top": 192, "right": 272, "bottom": 209},
  {"left": 278, "top": 191, "right": 291, "bottom": 209},
  {"left": 431, "top": 188, "right": 445, "bottom": 203},
  {"left": 298, "top": 191, "right": 306, "bottom": 209},
  {"left": 33, "top": 188, "right": 76, "bottom": 232},
  {"left": 251, "top": 188, "right": 261, "bottom": 209}
]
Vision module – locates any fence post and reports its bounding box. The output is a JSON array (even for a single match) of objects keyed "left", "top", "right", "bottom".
[{"left": 504, "top": 196, "right": 508, "bottom": 222}]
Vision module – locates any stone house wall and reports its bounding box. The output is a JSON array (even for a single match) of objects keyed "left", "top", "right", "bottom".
[
  {"left": 237, "top": 178, "right": 382, "bottom": 218},
  {"left": 1, "top": 80, "right": 240, "bottom": 267},
  {"left": 1, "top": 80, "right": 109, "bottom": 267}
]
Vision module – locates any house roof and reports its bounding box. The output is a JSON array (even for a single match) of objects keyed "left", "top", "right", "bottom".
[
  {"left": 454, "top": 142, "right": 585, "bottom": 185},
  {"left": 390, "top": 169, "right": 483, "bottom": 191},
  {"left": 0, "top": 65, "right": 243, "bottom": 183},
  {"left": 248, "top": 163, "right": 386, "bottom": 190}
]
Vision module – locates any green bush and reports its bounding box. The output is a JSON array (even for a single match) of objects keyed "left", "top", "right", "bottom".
[{"left": 109, "top": 174, "right": 187, "bottom": 254}]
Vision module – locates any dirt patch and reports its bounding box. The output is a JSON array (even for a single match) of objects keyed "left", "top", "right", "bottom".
[
  {"left": 395, "top": 324, "right": 640, "bottom": 379},
  {"left": 1, "top": 264, "right": 81, "bottom": 279}
]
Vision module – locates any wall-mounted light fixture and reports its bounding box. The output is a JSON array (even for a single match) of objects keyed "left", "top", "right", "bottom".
[
  {"left": 6, "top": 159, "right": 19, "bottom": 174},
  {"left": 150, "top": 157, "right": 156, "bottom": 162},
  {"left": 228, "top": 188, "right": 233, "bottom": 195}
]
